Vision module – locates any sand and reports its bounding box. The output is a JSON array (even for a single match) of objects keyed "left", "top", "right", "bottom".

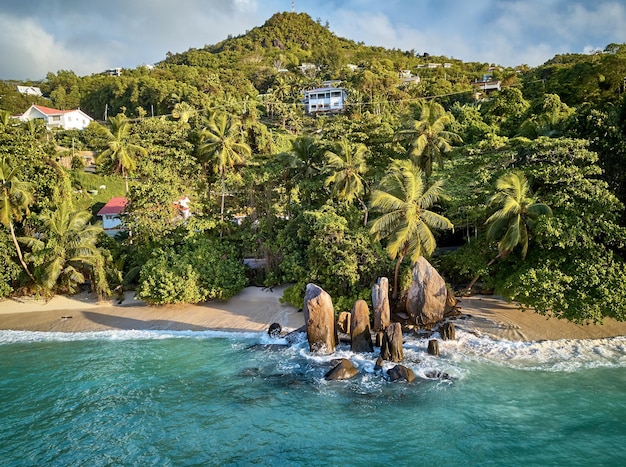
[
  {"left": 0, "top": 286, "right": 304, "bottom": 334},
  {"left": 1, "top": 287, "right": 626, "bottom": 341}
]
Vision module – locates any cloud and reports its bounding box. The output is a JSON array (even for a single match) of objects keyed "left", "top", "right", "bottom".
[{"left": 0, "top": 13, "right": 109, "bottom": 79}]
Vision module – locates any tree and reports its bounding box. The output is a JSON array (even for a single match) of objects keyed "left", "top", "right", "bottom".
[
  {"left": 324, "top": 137, "right": 370, "bottom": 224},
  {"left": 96, "top": 114, "right": 147, "bottom": 194},
  {"left": 24, "top": 200, "right": 109, "bottom": 296},
  {"left": 370, "top": 159, "right": 453, "bottom": 298},
  {"left": 395, "top": 100, "right": 461, "bottom": 184},
  {"left": 465, "top": 170, "right": 552, "bottom": 292},
  {"left": 172, "top": 102, "right": 197, "bottom": 124},
  {"left": 0, "top": 157, "right": 35, "bottom": 282},
  {"left": 198, "top": 112, "right": 251, "bottom": 221}
]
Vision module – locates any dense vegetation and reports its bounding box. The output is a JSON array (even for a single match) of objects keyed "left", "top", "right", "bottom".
[{"left": 2, "top": 12, "right": 626, "bottom": 323}]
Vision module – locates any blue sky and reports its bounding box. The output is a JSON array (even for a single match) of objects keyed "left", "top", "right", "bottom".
[{"left": 1, "top": 0, "right": 624, "bottom": 80}]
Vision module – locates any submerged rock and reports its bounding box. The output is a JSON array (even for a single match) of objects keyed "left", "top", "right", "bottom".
[
  {"left": 325, "top": 358, "right": 359, "bottom": 380},
  {"left": 268, "top": 322, "right": 282, "bottom": 338},
  {"left": 387, "top": 364, "right": 415, "bottom": 382}
]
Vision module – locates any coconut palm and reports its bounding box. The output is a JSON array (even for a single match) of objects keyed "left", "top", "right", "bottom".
[
  {"left": 395, "top": 100, "right": 461, "bottom": 184},
  {"left": 0, "top": 157, "right": 35, "bottom": 281},
  {"left": 23, "top": 200, "right": 108, "bottom": 296},
  {"left": 96, "top": 114, "right": 147, "bottom": 194},
  {"left": 466, "top": 171, "right": 552, "bottom": 292},
  {"left": 370, "top": 159, "right": 453, "bottom": 298},
  {"left": 198, "top": 112, "right": 251, "bottom": 221},
  {"left": 324, "top": 138, "right": 370, "bottom": 225},
  {"left": 172, "top": 102, "right": 197, "bottom": 124},
  {"left": 277, "top": 136, "right": 323, "bottom": 211}
]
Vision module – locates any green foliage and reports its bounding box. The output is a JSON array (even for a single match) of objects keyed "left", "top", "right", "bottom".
[
  {"left": 276, "top": 206, "right": 393, "bottom": 311},
  {"left": 137, "top": 237, "right": 247, "bottom": 305},
  {"left": 0, "top": 229, "right": 20, "bottom": 297},
  {"left": 22, "top": 200, "right": 110, "bottom": 297}
]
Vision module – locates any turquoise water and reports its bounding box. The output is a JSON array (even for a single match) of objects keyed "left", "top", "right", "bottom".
[{"left": 1, "top": 329, "right": 625, "bottom": 466}]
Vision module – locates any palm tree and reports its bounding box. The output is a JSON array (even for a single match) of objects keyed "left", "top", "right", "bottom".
[
  {"left": 324, "top": 138, "right": 370, "bottom": 225},
  {"left": 466, "top": 171, "right": 552, "bottom": 293},
  {"left": 395, "top": 100, "right": 461, "bottom": 184},
  {"left": 277, "top": 136, "right": 323, "bottom": 211},
  {"left": 370, "top": 159, "right": 453, "bottom": 298},
  {"left": 198, "top": 112, "right": 251, "bottom": 221},
  {"left": 172, "top": 102, "right": 197, "bottom": 124},
  {"left": 96, "top": 114, "right": 147, "bottom": 194},
  {"left": 0, "top": 157, "right": 35, "bottom": 282},
  {"left": 23, "top": 200, "right": 109, "bottom": 296},
  {"left": 0, "top": 110, "right": 11, "bottom": 129}
]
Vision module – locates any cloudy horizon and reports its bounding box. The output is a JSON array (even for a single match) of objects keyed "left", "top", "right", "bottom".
[{"left": 0, "top": 0, "right": 624, "bottom": 81}]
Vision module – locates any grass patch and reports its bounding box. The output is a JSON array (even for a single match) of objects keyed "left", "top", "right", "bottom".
[{"left": 71, "top": 171, "right": 126, "bottom": 216}]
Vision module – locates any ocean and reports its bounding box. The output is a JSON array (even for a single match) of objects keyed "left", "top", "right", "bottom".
[{"left": 1, "top": 329, "right": 625, "bottom": 466}]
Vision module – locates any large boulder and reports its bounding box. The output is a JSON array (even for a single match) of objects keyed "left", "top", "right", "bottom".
[
  {"left": 350, "top": 300, "right": 374, "bottom": 353},
  {"left": 387, "top": 364, "right": 416, "bottom": 383},
  {"left": 303, "top": 283, "right": 337, "bottom": 354},
  {"left": 325, "top": 359, "right": 359, "bottom": 380},
  {"left": 380, "top": 322, "right": 403, "bottom": 362},
  {"left": 372, "top": 277, "right": 390, "bottom": 332},
  {"left": 405, "top": 257, "right": 447, "bottom": 326}
]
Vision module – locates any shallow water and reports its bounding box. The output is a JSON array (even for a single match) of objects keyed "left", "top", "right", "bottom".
[{"left": 1, "top": 330, "right": 625, "bottom": 466}]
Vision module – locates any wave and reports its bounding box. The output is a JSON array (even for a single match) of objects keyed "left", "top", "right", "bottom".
[{"left": 1, "top": 328, "right": 625, "bottom": 372}]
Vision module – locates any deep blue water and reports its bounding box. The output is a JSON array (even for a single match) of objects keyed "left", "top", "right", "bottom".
[{"left": 1, "top": 329, "right": 625, "bottom": 466}]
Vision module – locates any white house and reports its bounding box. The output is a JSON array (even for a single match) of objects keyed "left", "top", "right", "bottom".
[
  {"left": 16, "top": 85, "right": 42, "bottom": 96},
  {"left": 302, "top": 86, "right": 347, "bottom": 114},
  {"left": 97, "top": 197, "right": 128, "bottom": 231},
  {"left": 18, "top": 104, "right": 93, "bottom": 130}
]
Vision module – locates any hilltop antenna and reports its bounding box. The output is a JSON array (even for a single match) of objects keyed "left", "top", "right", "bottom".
[{"left": 292, "top": 1, "right": 295, "bottom": 12}]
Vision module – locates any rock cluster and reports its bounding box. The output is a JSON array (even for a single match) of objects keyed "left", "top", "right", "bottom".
[{"left": 300, "top": 260, "right": 458, "bottom": 384}]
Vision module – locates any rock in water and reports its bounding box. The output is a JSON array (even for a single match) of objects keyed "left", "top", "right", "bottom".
[
  {"left": 380, "top": 322, "right": 403, "bottom": 362},
  {"left": 439, "top": 321, "right": 455, "bottom": 340},
  {"left": 325, "top": 358, "right": 359, "bottom": 380},
  {"left": 267, "top": 322, "right": 282, "bottom": 338},
  {"left": 350, "top": 300, "right": 374, "bottom": 353},
  {"left": 303, "top": 283, "right": 337, "bottom": 354},
  {"left": 337, "top": 311, "right": 351, "bottom": 334},
  {"left": 406, "top": 257, "right": 447, "bottom": 326},
  {"left": 372, "top": 277, "right": 390, "bottom": 332},
  {"left": 387, "top": 364, "right": 415, "bottom": 382},
  {"left": 428, "top": 339, "right": 440, "bottom": 356}
]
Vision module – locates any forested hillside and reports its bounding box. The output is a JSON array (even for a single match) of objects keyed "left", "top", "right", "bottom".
[{"left": 2, "top": 12, "right": 626, "bottom": 323}]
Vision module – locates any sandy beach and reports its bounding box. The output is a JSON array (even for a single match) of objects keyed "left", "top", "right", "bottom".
[{"left": 2, "top": 287, "right": 626, "bottom": 341}]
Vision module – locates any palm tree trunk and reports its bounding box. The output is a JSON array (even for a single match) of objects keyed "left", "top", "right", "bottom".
[
  {"left": 9, "top": 220, "right": 35, "bottom": 282},
  {"left": 220, "top": 171, "right": 226, "bottom": 222},
  {"left": 392, "top": 254, "right": 404, "bottom": 300},
  {"left": 465, "top": 255, "right": 500, "bottom": 295},
  {"left": 357, "top": 197, "right": 369, "bottom": 226}
]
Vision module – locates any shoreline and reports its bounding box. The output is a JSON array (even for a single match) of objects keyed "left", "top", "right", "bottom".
[{"left": 1, "top": 287, "right": 626, "bottom": 341}]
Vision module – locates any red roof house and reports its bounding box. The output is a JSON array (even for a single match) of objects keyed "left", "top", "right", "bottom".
[
  {"left": 97, "top": 197, "right": 128, "bottom": 230},
  {"left": 18, "top": 104, "right": 93, "bottom": 130}
]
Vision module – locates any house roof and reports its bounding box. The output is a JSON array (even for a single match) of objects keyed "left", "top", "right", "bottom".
[
  {"left": 304, "top": 86, "right": 346, "bottom": 94},
  {"left": 30, "top": 104, "right": 72, "bottom": 116},
  {"left": 97, "top": 197, "right": 128, "bottom": 216}
]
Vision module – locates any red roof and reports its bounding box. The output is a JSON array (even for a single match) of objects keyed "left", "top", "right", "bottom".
[
  {"left": 97, "top": 197, "right": 128, "bottom": 216},
  {"left": 32, "top": 104, "right": 72, "bottom": 115}
]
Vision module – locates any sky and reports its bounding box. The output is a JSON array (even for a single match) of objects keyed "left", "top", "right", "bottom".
[{"left": 1, "top": 0, "right": 625, "bottom": 81}]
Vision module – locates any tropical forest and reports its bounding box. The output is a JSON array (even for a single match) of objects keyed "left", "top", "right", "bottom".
[{"left": 2, "top": 12, "right": 626, "bottom": 324}]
